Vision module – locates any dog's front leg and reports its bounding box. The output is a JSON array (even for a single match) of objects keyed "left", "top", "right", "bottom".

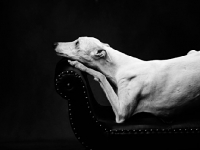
[
  {"left": 68, "top": 60, "right": 123, "bottom": 122},
  {"left": 68, "top": 60, "right": 104, "bottom": 81}
]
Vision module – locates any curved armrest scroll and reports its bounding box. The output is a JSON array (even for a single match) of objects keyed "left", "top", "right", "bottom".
[{"left": 54, "top": 58, "right": 87, "bottom": 100}]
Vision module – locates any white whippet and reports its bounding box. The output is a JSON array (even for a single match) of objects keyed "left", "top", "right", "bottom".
[{"left": 55, "top": 37, "right": 200, "bottom": 123}]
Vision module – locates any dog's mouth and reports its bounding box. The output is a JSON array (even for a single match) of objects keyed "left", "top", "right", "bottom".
[
  {"left": 56, "top": 52, "right": 67, "bottom": 57},
  {"left": 56, "top": 52, "right": 76, "bottom": 61},
  {"left": 56, "top": 52, "right": 73, "bottom": 59}
]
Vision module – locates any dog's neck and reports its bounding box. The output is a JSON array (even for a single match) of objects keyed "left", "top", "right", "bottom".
[{"left": 97, "top": 49, "right": 142, "bottom": 85}]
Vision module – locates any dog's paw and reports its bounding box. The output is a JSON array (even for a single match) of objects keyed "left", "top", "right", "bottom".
[
  {"left": 94, "top": 77, "right": 100, "bottom": 82},
  {"left": 92, "top": 72, "right": 106, "bottom": 83},
  {"left": 68, "top": 60, "right": 87, "bottom": 72},
  {"left": 68, "top": 60, "right": 105, "bottom": 82},
  {"left": 68, "top": 60, "right": 77, "bottom": 66}
]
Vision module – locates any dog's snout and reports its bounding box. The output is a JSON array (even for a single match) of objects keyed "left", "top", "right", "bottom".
[{"left": 53, "top": 42, "right": 58, "bottom": 49}]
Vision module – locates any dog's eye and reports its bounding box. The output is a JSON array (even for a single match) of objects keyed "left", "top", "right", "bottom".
[{"left": 75, "top": 41, "right": 79, "bottom": 47}]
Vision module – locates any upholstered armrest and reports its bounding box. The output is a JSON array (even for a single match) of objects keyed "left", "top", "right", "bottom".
[
  {"left": 55, "top": 58, "right": 85, "bottom": 100},
  {"left": 55, "top": 58, "right": 114, "bottom": 119}
]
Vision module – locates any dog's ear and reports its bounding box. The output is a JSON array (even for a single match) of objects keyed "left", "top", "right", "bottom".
[{"left": 93, "top": 49, "right": 106, "bottom": 59}]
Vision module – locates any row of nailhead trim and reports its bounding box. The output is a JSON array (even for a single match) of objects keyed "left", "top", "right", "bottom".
[
  {"left": 68, "top": 101, "right": 92, "bottom": 149},
  {"left": 106, "top": 127, "right": 200, "bottom": 135},
  {"left": 56, "top": 71, "right": 92, "bottom": 150},
  {"left": 55, "top": 70, "right": 84, "bottom": 99},
  {"left": 56, "top": 71, "right": 97, "bottom": 150}
]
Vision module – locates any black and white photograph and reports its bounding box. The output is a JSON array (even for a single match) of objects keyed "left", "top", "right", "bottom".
[{"left": 1, "top": 0, "right": 200, "bottom": 149}]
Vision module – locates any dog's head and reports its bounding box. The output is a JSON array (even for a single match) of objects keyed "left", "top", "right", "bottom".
[{"left": 55, "top": 37, "right": 112, "bottom": 68}]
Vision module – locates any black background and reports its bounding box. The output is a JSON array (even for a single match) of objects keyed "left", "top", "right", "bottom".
[{"left": 1, "top": 0, "right": 200, "bottom": 149}]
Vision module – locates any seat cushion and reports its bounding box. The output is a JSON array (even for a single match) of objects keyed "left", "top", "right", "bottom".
[{"left": 97, "top": 109, "right": 200, "bottom": 132}]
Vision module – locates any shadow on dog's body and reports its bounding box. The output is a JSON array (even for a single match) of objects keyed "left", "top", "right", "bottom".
[{"left": 55, "top": 37, "right": 200, "bottom": 123}]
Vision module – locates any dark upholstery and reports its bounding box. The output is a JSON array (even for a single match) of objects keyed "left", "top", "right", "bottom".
[{"left": 55, "top": 58, "right": 200, "bottom": 150}]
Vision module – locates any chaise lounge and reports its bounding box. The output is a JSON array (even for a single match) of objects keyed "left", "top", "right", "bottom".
[{"left": 55, "top": 58, "right": 200, "bottom": 150}]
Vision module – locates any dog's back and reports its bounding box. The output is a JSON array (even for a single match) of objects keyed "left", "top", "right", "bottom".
[{"left": 134, "top": 52, "right": 200, "bottom": 117}]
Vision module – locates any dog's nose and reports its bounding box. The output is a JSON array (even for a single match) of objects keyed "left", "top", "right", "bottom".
[{"left": 53, "top": 42, "right": 58, "bottom": 49}]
